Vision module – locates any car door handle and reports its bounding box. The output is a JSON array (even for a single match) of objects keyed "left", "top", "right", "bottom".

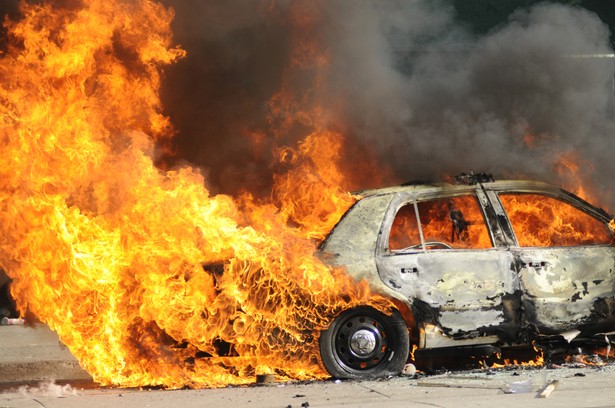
[
  {"left": 401, "top": 267, "right": 420, "bottom": 275},
  {"left": 527, "top": 261, "right": 548, "bottom": 269}
]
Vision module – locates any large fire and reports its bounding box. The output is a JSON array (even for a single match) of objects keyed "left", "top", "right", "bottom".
[
  {"left": 0, "top": 0, "right": 393, "bottom": 388},
  {"left": 3, "top": 0, "right": 613, "bottom": 389}
]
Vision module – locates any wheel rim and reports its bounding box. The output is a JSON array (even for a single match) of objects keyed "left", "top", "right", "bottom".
[
  {"left": 333, "top": 314, "right": 390, "bottom": 372},
  {"left": 349, "top": 329, "right": 377, "bottom": 356}
]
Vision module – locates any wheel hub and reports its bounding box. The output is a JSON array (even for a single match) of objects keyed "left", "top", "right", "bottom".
[{"left": 349, "top": 329, "right": 377, "bottom": 356}]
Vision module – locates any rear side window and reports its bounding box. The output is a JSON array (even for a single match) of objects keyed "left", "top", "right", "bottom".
[
  {"left": 499, "top": 193, "right": 613, "bottom": 247},
  {"left": 389, "top": 195, "right": 493, "bottom": 251}
]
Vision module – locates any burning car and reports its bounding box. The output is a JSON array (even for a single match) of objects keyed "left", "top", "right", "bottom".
[{"left": 317, "top": 175, "right": 615, "bottom": 379}]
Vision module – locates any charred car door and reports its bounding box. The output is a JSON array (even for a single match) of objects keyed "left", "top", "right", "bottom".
[
  {"left": 376, "top": 188, "right": 520, "bottom": 346},
  {"left": 492, "top": 190, "right": 615, "bottom": 336}
]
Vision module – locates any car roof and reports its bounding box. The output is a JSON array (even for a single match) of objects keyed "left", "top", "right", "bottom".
[{"left": 353, "top": 179, "right": 558, "bottom": 198}]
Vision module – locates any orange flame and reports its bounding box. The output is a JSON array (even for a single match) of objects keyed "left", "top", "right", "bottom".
[
  {"left": 0, "top": 0, "right": 393, "bottom": 388},
  {"left": 554, "top": 151, "right": 595, "bottom": 202},
  {"left": 499, "top": 193, "right": 612, "bottom": 247},
  {"left": 389, "top": 195, "right": 493, "bottom": 250},
  {"left": 482, "top": 344, "right": 545, "bottom": 369},
  {"left": 512, "top": 135, "right": 611, "bottom": 247}
]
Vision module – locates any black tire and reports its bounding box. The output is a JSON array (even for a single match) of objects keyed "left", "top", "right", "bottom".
[{"left": 319, "top": 306, "right": 410, "bottom": 379}]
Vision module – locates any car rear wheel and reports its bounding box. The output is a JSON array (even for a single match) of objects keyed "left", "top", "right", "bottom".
[{"left": 319, "top": 306, "right": 410, "bottom": 379}]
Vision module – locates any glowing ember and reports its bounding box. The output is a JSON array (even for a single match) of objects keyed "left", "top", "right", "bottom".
[{"left": 0, "top": 0, "right": 393, "bottom": 388}]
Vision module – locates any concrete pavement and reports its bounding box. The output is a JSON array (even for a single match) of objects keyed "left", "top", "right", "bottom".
[
  {"left": 2, "top": 324, "right": 615, "bottom": 407},
  {"left": 2, "top": 366, "right": 615, "bottom": 408},
  {"left": 0, "top": 324, "right": 91, "bottom": 384}
]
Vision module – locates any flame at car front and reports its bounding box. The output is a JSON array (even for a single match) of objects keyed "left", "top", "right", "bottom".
[{"left": 0, "top": 0, "right": 394, "bottom": 388}]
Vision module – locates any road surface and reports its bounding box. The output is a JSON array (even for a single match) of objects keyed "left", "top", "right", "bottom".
[{"left": 2, "top": 324, "right": 615, "bottom": 408}]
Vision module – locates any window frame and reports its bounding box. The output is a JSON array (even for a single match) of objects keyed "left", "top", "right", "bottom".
[
  {"left": 495, "top": 191, "right": 614, "bottom": 248},
  {"left": 382, "top": 189, "right": 497, "bottom": 254}
]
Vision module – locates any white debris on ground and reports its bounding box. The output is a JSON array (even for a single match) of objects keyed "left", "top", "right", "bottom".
[{"left": 18, "top": 380, "right": 79, "bottom": 398}]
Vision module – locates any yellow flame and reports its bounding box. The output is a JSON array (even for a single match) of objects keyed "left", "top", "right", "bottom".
[{"left": 0, "top": 0, "right": 393, "bottom": 388}]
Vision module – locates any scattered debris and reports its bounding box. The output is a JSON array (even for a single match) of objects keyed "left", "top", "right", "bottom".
[
  {"left": 418, "top": 381, "right": 502, "bottom": 390},
  {"left": 285, "top": 403, "right": 309, "bottom": 408},
  {"left": 402, "top": 363, "right": 416, "bottom": 376},
  {"left": 561, "top": 330, "right": 581, "bottom": 343},
  {"left": 502, "top": 379, "right": 533, "bottom": 394},
  {"left": 255, "top": 374, "right": 275, "bottom": 384},
  {"left": 454, "top": 171, "right": 495, "bottom": 185},
  {"left": 538, "top": 380, "right": 559, "bottom": 398},
  {"left": 1, "top": 317, "right": 24, "bottom": 325},
  {"left": 583, "top": 354, "right": 605, "bottom": 365},
  {"left": 417, "top": 374, "right": 503, "bottom": 391},
  {"left": 17, "top": 380, "right": 78, "bottom": 398}
]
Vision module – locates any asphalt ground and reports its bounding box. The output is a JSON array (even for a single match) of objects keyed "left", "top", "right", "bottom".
[{"left": 2, "top": 324, "right": 615, "bottom": 408}]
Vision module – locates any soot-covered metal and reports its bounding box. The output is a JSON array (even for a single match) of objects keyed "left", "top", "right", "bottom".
[{"left": 317, "top": 178, "right": 615, "bottom": 379}]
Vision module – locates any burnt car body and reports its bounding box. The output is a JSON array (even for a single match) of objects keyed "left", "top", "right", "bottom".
[{"left": 317, "top": 178, "right": 615, "bottom": 379}]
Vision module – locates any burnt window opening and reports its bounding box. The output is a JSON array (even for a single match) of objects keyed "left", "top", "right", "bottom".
[
  {"left": 389, "top": 195, "right": 493, "bottom": 251},
  {"left": 499, "top": 193, "right": 613, "bottom": 247}
]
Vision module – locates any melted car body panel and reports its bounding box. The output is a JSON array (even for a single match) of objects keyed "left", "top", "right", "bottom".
[
  {"left": 378, "top": 249, "right": 518, "bottom": 338},
  {"left": 319, "top": 193, "right": 392, "bottom": 280},
  {"left": 319, "top": 180, "right": 615, "bottom": 349},
  {"left": 319, "top": 192, "right": 409, "bottom": 301},
  {"left": 484, "top": 182, "right": 615, "bottom": 335},
  {"left": 514, "top": 246, "right": 615, "bottom": 333}
]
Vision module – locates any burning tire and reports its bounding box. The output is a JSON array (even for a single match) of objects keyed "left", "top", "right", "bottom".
[{"left": 319, "top": 306, "right": 410, "bottom": 379}]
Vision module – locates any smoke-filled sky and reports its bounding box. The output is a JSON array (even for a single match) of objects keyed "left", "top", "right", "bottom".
[
  {"left": 3, "top": 0, "right": 615, "bottom": 206},
  {"left": 155, "top": 0, "right": 615, "bottom": 209}
]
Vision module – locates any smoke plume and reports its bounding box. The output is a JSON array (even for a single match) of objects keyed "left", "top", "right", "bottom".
[{"left": 160, "top": 0, "right": 615, "bottom": 207}]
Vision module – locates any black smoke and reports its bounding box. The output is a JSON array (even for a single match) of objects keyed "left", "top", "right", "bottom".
[
  {"left": 157, "top": 1, "right": 292, "bottom": 196},
  {"left": 159, "top": 1, "right": 615, "bottom": 208},
  {"left": 322, "top": 2, "right": 614, "bottom": 192},
  {"left": 4, "top": 1, "right": 613, "bottom": 205}
]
